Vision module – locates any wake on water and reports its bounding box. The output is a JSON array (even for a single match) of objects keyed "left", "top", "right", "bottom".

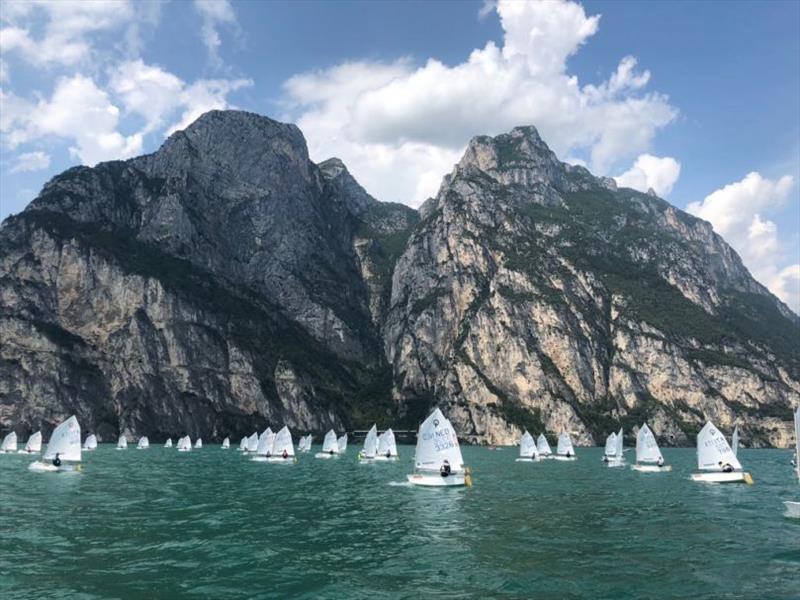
[{"left": 387, "top": 481, "right": 412, "bottom": 487}]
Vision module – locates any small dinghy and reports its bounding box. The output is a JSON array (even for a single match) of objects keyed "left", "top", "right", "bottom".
[
  {"left": 116, "top": 435, "right": 128, "bottom": 450},
  {"left": 252, "top": 428, "right": 275, "bottom": 462},
  {"left": 164, "top": 438, "right": 173, "bottom": 448},
  {"left": 298, "top": 435, "right": 313, "bottom": 453},
  {"left": 315, "top": 430, "right": 340, "bottom": 458},
  {"left": 602, "top": 432, "right": 617, "bottom": 462},
  {"left": 784, "top": 407, "right": 800, "bottom": 518},
  {"left": 194, "top": 438, "right": 202, "bottom": 449},
  {"left": 516, "top": 430, "right": 539, "bottom": 462},
  {"left": 731, "top": 425, "right": 740, "bottom": 456},
  {"left": 245, "top": 432, "right": 259, "bottom": 453},
  {"left": 407, "top": 408, "right": 471, "bottom": 487},
  {"left": 554, "top": 431, "right": 576, "bottom": 461},
  {"left": 1, "top": 431, "right": 17, "bottom": 453},
  {"left": 29, "top": 416, "right": 82, "bottom": 472},
  {"left": 239, "top": 437, "right": 247, "bottom": 451},
  {"left": 18, "top": 431, "right": 42, "bottom": 454},
  {"left": 265, "top": 426, "right": 295, "bottom": 463},
  {"left": 536, "top": 433, "right": 553, "bottom": 459},
  {"left": 177, "top": 436, "right": 192, "bottom": 452},
  {"left": 690, "top": 422, "right": 753, "bottom": 484},
  {"left": 631, "top": 424, "right": 671, "bottom": 472},
  {"left": 373, "top": 429, "right": 398, "bottom": 461},
  {"left": 83, "top": 434, "right": 98, "bottom": 451},
  {"left": 137, "top": 436, "right": 149, "bottom": 449},
  {"left": 606, "top": 428, "right": 625, "bottom": 467},
  {"left": 221, "top": 437, "right": 230, "bottom": 449},
  {"left": 337, "top": 433, "right": 348, "bottom": 454},
  {"left": 358, "top": 424, "right": 378, "bottom": 463}
]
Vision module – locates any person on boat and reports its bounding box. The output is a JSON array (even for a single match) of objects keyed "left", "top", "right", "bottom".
[
  {"left": 566, "top": 450, "right": 572, "bottom": 458},
  {"left": 385, "top": 449, "right": 391, "bottom": 458},
  {"left": 719, "top": 461, "right": 734, "bottom": 473},
  {"left": 440, "top": 460, "right": 451, "bottom": 477},
  {"left": 657, "top": 456, "right": 664, "bottom": 468},
  {"left": 329, "top": 449, "right": 335, "bottom": 456},
  {"left": 52, "top": 452, "right": 61, "bottom": 467},
  {"left": 282, "top": 449, "right": 288, "bottom": 459}
]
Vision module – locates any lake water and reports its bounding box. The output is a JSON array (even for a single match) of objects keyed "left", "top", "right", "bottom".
[{"left": 1, "top": 446, "right": 798, "bottom": 599}]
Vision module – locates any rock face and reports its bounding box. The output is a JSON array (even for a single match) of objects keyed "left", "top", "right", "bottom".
[{"left": 1, "top": 112, "right": 797, "bottom": 445}]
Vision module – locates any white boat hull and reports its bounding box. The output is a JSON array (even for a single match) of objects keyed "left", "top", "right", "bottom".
[
  {"left": 264, "top": 456, "right": 295, "bottom": 463},
  {"left": 372, "top": 455, "right": 398, "bottom": 462},
  {"left": 515, "top": 457, "right": 540, "bottom": 462},
  {"left": 606, "top": 459, "right": 626, "bottom": 468},
  {"left": 407, "top": 472, "right": 467, "bottom": 487},
  {"left": 315, "top": 452, "right": 339, "bottom": 459},
  {"left": 177, "top": 448, "right": 191, "bottom": 452},
  {"left": 784, "top": 501, "right": 800, "bottom": 519},
  {"left": 28, "top": 461, "right": 82, "bottom": 473},
  {"left": 691, "top": 471, "right": 753, "bottom": 484},
  {"left": 553, "top": 455, "right": 576, "bottom": 461},
  {"left": 17, "top": 449, "right": 38, "bottom": 454},
  {"left": 631, "top": 464, "right": 672, "bottom": 472}
]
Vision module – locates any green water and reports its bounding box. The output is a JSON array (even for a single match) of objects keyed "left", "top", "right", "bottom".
[{"left": 1, "top": 446, "right": 798, "bottom": 599}]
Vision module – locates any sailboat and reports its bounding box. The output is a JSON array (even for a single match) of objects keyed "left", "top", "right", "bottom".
[
  {"left": 602, "top": 432, "right": 617, "bottom": 462},
  {"left": 358, "top": 424, "right": 378, "bottom": 463},
  {"left": 536, "top": 433, "right": 553, "bottom": 459},
  {"left": 239, "top": 437, "right": 247, "bottom": 451},
  {"left": 315, "top": 430, "right": 340, "bottom": 458},
  {"left": 164, "top": 438, "right": 173, "bottom": 448},
  {"left": 1, "top": 431, "right": 17, "bottom": 453},
  {"left": 18, "top": 431, "right": 42, "bottom": 454},
  {"left": 407, "top": 407, "right": 471, "bottom": 487},
  {"left": 690, "top": 422, "right": 753, "bottom": 484},
  {"left": 252, "top": 428, "right": 275, "bottom": 462},
  {"left": 221, "top": 437, "right": 230, "bottom": 449},
  {"left": 337, "top": 433, "right": 348, "bottom": 454},
  {"left": 732, "top": 425, "right": 740, "bottom": 456},
  {"left": 28, "top": 416, "right": 82, "bottom": 472},
  {"left": 374, "top": 429, "right": 399, "bottom": 461},
  {"left": 137, "top": 436, "right": 149, "bottom": 449},
  {"left": 83, "top": 434, "right": 98, "bottom": 451},
  {"left": 194, "top": 438, "right": 202, "bottom": 449},
  {"left": 298, "top": 435, "right": 312, "bottom": 452},
  {"left": 265, "top": 426, "right": 295, "bottom": 462},
  {"left": 177, "top": 436, "right": 192, "bottom": 452},
  {"left": 245, "top": 432, "right": 259, "bottom": 453},
  {"left": 784, "top": 407, "right": 800, "bottom": 518},
  {"left": 516, "top": 430, "right": 539, "bottom": 462},
  {"left": 116, "top": 435, "right": 128, "bottom": 450},
  {"left": 554, "top": 431, "right": 576, "bottom": 461},
  {"left": 606, "top": 428, "right": 625, "bottom": 467},
  {"left": 631, "top": 424, "right": 671, "bottom": 472}
]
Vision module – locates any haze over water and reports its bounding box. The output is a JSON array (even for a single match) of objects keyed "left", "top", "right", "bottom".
[{"left": 2, "top": 446, "right": 798, "bottom": 599}]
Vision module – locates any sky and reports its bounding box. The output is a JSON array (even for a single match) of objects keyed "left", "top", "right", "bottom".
[{"left": 0, "top": 0, "right": 798, "bottom": 312}]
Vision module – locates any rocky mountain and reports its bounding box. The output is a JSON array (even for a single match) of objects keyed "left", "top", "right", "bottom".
[{"left": 1, "top": 111, "right": 797, "bottom": 445}]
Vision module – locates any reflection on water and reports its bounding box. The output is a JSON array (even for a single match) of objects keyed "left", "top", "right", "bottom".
[{"left": 1, "top": 445, "right": 798, "bottom": 599}]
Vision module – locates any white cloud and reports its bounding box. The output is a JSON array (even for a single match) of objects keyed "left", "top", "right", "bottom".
[
  {"left": 687, "top": 172, "right": 799, "bottom": 312},
  {"left": 109, "top": 60, "right": 184, "bottom": 133},
  {"left": 193, "top": 0, "right": 237, "bottom": 67},
  {"left": 9, "top": 150, "right": 50, "bottom": 173},
  {"left": 167, "top": 78, "right": 253, "bottom": 134},
  {"left": 283, "top": 0, "right": 676, "bottom": 206},
  {"left": 0, "top": 0, "right": 135, "bottom": 67},
  {"left": 614, "top": 154, "right": 681, "bottom": 196}
]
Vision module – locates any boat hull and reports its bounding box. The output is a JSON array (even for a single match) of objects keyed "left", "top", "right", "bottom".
[
  {"left": 784, "top": 501, "right": 800, "bottom": 519},
  {"left": 553, "top": 456, "right": 576, "bottom": 461},
  {"left": 314, "top": 452, "right": 339, "bottom": 459},
  {"left": 372, "top": 456, "right": 398, "bottom": 462},
  {"left": 407, "top": 473, "right": 467, "bottom": 487},
  {"left": 17, "top": 449, "right": 38, "bottom": 454},
  {"left": 691, "top": 471, "right": 753, "bottom": 484},
  {"left": 28, "top": 461, "right": 81, "bottom": 473},
  {"left": 177, "top": 448, "right": 191, "bottom": 452},
  {"left": 606, "top": 460, "right": 626, "bottom": 468},
  {"left": 515, "top": 457, "right": 540, "bottom": 462},
  {"left": 264, "top": 457, "right": 295, "bottom": 463},
  {"left": 631, "top": 464, "right": 672, "bottom": 472}
]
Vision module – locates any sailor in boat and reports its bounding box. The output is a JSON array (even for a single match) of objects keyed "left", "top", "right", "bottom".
[
  {"left": 52, "top": 452, "right": 61, "bottom": 467},
  {"left": 566, "top": 450, "right": 572, "bottom": 458},
  {"left": 282, "top": 449, "right": 288, "bottom": 460},
  {"left": 329, "top": 449, "right": 334, "bottom": 456},
  {"left": 440, "top": 460, "right": 452, "bottom": 478},
  {"left": 385, "top": 449, "right": 391, "bottom": 459},
  {"left": 657, "top": 456, "right": 665, "bottom": 468},
  {"left": 719, "top": 461, "right": 734, "bottom": 473}
]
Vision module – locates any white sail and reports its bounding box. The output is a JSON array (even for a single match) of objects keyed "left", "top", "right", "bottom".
[
  {"left": 519, "top": 431, "right": 536, "bottom": 458},
  {"left": 84, "top": 434, "right": 98, "bottom": 450},
  {"left": 221, "top": 437, "right": 230, "bottom": 449},
  {"left": 117, "top": 435, "right": 127, "bottom": 449},
  {"left": 272, "top": 426, "right": 295, "bottom": 457},
  {"left": 43, "top": 416, "right": 81, "bottom": 462},
  {"left": 731, "top": 425, "right": 740, "bottom": 456},
  {"left": 536, "top": 433, "right": 552, "bottom": 456},
  {"left": 604, "top": 432, "right": 617, "bottom": 457},
  {"left": 697, "top": 422, "right": 742, "bottom": 471},
  {"left": 137, "top": 436, "right": 149, "bottom": 449},
  {"left": 556, "top": 432, "right": 575, "bottom": 456},
  {"left": 322, "top": 430, "right": 338, "bottom": 453},
  {"left": 362, "top": 425, "right": 378, "bottom": 458},
  {"left": 337, "top": 433, "right": 348, "bottom": 453},
  {"left": 246, "top": 432, "right": 259, "bottom": 453},
  {"left": 256, "top": 428, "right": 274, "bottom": 456},
  {"left": 377, "top": 429, "right": 398, "bottom": 457},
  {"left": 25, "top": 431, "right": 42, "bottom": 453},
  {"left": 194, "top": 438, "right": 202, "bottom": 449},
  {"left": 616, "top": 428, "right": 624, "bottom": 459},
  {"left": 635, "top": 424, "right": 663, "bottom": 463},
  {"left": 164, "top": 438, "right": 173, "bottom": 448},
  {"left": 793, "top": 407, "right": 800, "bottom": 481},
  {"left": 302, "top": 435, "right": 312, "bottom": 451},
  {"left": 239, "top": 437, "right": 247, "bottom": 450},
  {"left": 1, "top": 431, "right": 17, "bottom": 452},
  {"left": 178, "top": 436, "right": 192, "bottom": 450},
  {"left": 412, "top": 408, "right": 465, "bottom": 473}
]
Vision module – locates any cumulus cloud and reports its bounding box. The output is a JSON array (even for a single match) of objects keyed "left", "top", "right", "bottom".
[
  {"left": 283, "top": 0, "right": 676, "bottom": 206},
  {"left": 687, "top": 172, "right": 799, "bottom": 312},
  {"left": 614, "top": 154, "right": 681, "bottom": 196},
  {"left": 193, "top": 0, "right": 237, "bottom": 67},
  {"left": 9, "top": 150, "right": 51, "bottom": 173}
]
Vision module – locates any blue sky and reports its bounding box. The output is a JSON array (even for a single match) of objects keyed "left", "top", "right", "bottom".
[{"left": 1, "top": 0, "right": 798, "bottom": 310}]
